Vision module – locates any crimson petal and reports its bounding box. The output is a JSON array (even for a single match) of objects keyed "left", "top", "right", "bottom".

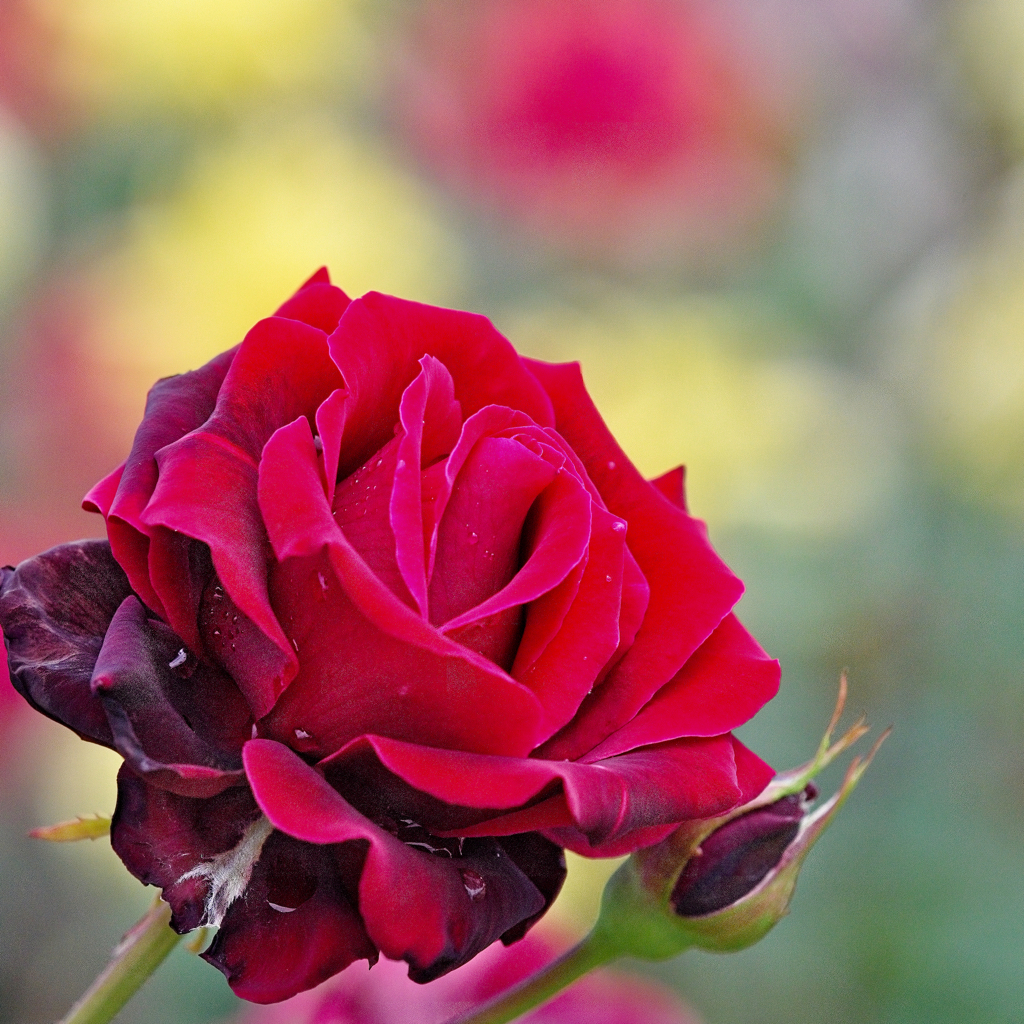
[
  {"left": 524, "top": 359, "right": 743, "bottom": 761},
  {"left": 0, "top": 540, "right": 132, "bottom": 745}
]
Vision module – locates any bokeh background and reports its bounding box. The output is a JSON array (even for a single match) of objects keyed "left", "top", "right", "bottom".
[{"left": 1, "top": 1, "right": 1022, "bottom": 1021}]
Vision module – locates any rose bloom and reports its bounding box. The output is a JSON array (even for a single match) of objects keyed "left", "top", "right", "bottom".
[
  {"left": 236, "top": 930, "right": 700, "bottom": 1024},
  {"left": 0, "top": 271, "right": 778, "bottom": 1002},
  {"left": 396, "top": 0, "right": 792, "bottom": 264}
]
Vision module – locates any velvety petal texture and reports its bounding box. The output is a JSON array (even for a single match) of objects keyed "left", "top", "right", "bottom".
[{"left": 1, "top": 270, "right": 780, "bottom": 1004}]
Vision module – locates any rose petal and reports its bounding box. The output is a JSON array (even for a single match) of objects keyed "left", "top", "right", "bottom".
[
  {"left": 203, "top": 830, "right": 376, "bottom": 1004},
  {"left": 392, "top": 357, "right": 463, "bottom": 617},
  {"left": 244, "top": 740, "right": 547, "bottom": 981},
  {"left": 258, "top": 419, "right": 543, "bottom": 757},
  {"left": 524, "top": 359, "right": 743, "bottom": 760},
  {"left": 323, "top": 733, "right": 746, "bottom": 849},
  {"left": 327, "top": 294, "right": 555, "bottom": 479},
  {"left": 111, "top": 765, "right": 264, "bottom": 933},
  {"left": 430, "top": 436, "right": 559, "bottom": 626},
  {"left": 650, "top": 465, "right": 687, "bottom": 510},
  {"left": 83, "top": 348, "right": 236, "bottom": 634},
  {"left": 273, "top": 270, "right": 351, "bottom": 335},
  {"left": 0, "top": 540, "right": 132, "bottom": 745},
  {"left": 143, "top": 316, "right": 344, "bottom": 716},
  {"left": 510, "top": 502, "right": 627, "bottom": 740},
  {"left": 581, "top": 614, "right": 781, "bottom": 760},
  {"left": 91, "top": 596, "right": 250, "bottom": 797}
]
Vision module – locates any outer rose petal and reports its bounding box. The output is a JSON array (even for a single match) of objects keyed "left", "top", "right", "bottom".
[
  {"left": 243, "top": 740, "right": 548, "bottom": 982},
  {"left": 0, "top": 540, "right": 132, "bottom": 745},
  {"left": 525, "top": 359, "right": 744, "bottom": 760},
  {"left": 83, "top": 347, "right": 236, "bottom": 636},
  {"left": 92, "top": 597, "right": 250, "bottom": 797},
  {"left": 650, "top": 465, "right": 687, "bottom": 509},
  {"left": 273, "top": 269, "right": 352, "bottom": 335},
  {"left": 143, "top": 315, "right": 344, "bottom": 716},
  {"left": 582, "top": 613, "right": 780, "bottom": 760},
  {"left": 203, "top": 831, "right": 377, "bottom": 1004},
  {"left": 321, "top": 733, "right": 751, "bottom": 849}
]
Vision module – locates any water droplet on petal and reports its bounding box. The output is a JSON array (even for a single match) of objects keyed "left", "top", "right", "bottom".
[
  {"left": 461, "top": 870, "right": 486, "bottom": 901},
  {"left": 606, "top": 575, "right": 614, "bottom": 583},
  {"left": 294, "top": 728, "right": 311, "bottom": 740},
  {"left": 397, "top": 459, "right": 407, "bottom": 471},
  {"left": 317, "top": 572, "right": 329, "bottom": 595},
  {"left": 268, "top": 902, "right": 298, "bottom": 914},
  {"left": 376, "top": 458, "right": 383, "bottom": 467},
  {"left": 607, "top": 460, "right": 617, "bottom": 471},
  {"left": 398, "top": 685, "right": 410, "bottom": 696},
  {"left": 468, "top": 531, "right": 479, "bottom": 545},
  {"left": 611, "top": 521, "right": 626, "bottom": 533},
  {"left": 291, "top": 638, "right": 299, "bottom": 653},
  {"left": 168, "top": 648, "right": 187, "bottom": 669}
]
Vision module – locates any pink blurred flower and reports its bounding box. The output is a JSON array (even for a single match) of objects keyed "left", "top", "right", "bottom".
[
  {"left": 396, "top": 0, "right": 795, "bottom": 266},
  {"left": 234, "top": 930, "right": 700, "bottom": 1024}
]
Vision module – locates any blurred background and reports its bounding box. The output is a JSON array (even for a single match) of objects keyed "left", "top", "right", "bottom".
[{"left": 0, "top": 0, "right": 1022, "bottom": 1021}]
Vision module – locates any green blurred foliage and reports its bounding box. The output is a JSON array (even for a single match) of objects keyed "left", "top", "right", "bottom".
[{"left": 0, "top": 1, "right": 1021, "bottom": 1022}]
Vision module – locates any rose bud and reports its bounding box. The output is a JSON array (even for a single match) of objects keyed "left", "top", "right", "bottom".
[
  {"left": 1, "top": 270, "right": 780, "bottom": 1003},
  {"left": 592, "top": 678, "right": 888, "bottom": 960}
]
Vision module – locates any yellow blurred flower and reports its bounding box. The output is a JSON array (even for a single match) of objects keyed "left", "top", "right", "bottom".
[
  {"left": 25, "top": 0, "right": 369, "bottom": 116},
  {"left": 511, "top": 296, "right": 899, "bottom": 534},
  {"left": 952, "top": 0, "right": 1024, "bottom": 151},
  {"left": 71, "top": 117, "right": 464, "bottom": 437},
  {"left": 888, "top": 168, "right": 1024, "bottom": 514}
]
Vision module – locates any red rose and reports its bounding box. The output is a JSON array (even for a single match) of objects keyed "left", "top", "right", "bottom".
[{"left": 0, "top": 270, "right": 778, "bottom": 1003}]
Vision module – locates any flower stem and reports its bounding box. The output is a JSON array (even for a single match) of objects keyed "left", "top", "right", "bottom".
[
  {"left": 59, "top": 898, "right": 181, "bottom": 1024},
  {"left": 447, "top": 929, "right": 619, "bottom": 1024}
]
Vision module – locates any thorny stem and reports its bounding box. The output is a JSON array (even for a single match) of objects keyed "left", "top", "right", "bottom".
[
  {"left": 446, "top": 929, "right": 619, "bottom": 1024},
  {"left": 59, "top": 897, "right": 181, "bottom": 1024}
]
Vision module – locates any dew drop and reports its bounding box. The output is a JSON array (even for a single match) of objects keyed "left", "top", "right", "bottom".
[
  {"left": 168, "top": 648, "right": 187, "bottom": 669},
  {"left": 291, "top": 638, "right": 300, "bottom": 653},
  {"left": 607, "top": 460, "right": 616, "bottom": 471},
  {"left": 398, "top": 685, "right": 410, "bottom": 696},
  {"left": 611, "top": 521, "right": 626, "bottom": 533},
  {"left": 376, "top": 458, "right": 383, "bottom": 467},
  {"left": 317, "top": 571, "right": 329, "bottom": 595},
  {"left": 605, "top": 575, "right": 613, "bottom": 583},
  {"left": 397, "top": 459, "right": 407, "bottom": 471},
  {"left": 268, "top": 902, "right": 298, "bottom": 914},
  {"left": 294, "top": 728, "right": 311, "bottom": 740},
  {"left": 468, "top": 531, "right": 479, "bottom": 545},
  {"left": 212, "top": 629, "right": 221, "bottom": 638},
  {"left": 461, "top": 870, "right": 486, "bottom": 901}
]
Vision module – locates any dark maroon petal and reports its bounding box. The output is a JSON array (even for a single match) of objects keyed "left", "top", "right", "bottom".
[
  {"left": 671, "top": 794, "right": 804, "bottom": 917},
  {"left": 650, "top": 465, "right": 687, "bottom": 510},
  {"left": 83, "top": 348, "right": 237, "bottom": 638},
  {"left": 203, "top": 831, "right": 376, "bottom": 1004},
  {"left": 524, "top": 359, "right": 743, "bottom": 761},
  {"left": 582, "top": 614, "right": 780, "bottom": 760},
  {"left": 273, "top": 270, "right": 352, "bottom": 335},
  {"left": 0, "top": 540, "right": 133, "bottom": 745},
  {"left": 494, "top": 833, "right": 566, "bottom": 944},
  {"left": 111, "top": 765, "right": 263, "bottom": 933},
  {"left": 143, "top": 316, "right": 344, "bottom": 716},
  {"left": 326, "top": 293, "right": 555, "bottom": 479},
  {"left": 258, "top": 418, "right": 543, "bottom": 758},
  {"left": 244, "top": 740, "right": 547, "bottom": 981},
  {"left": 91, "top": 597, "right": 250, "bottom": 797}
]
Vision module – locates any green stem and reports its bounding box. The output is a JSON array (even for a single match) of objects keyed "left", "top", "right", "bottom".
[
  {"left": 447, "top": 929, "right": 619, "bottom": 1024},
  {"left": 59, "top": 898, "right": 182, "bottom": 1024}
]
